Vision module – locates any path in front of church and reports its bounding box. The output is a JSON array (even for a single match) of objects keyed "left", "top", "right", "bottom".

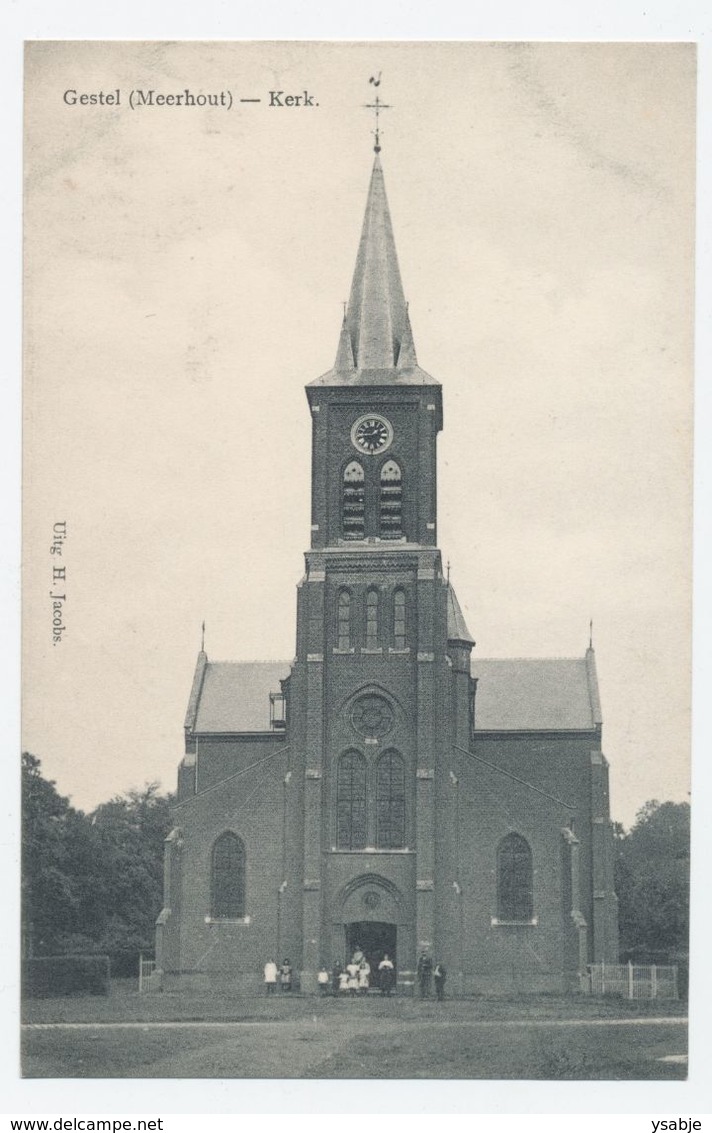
[{"left": 21, "top": 997, "right": 687, "bottom": 1080}]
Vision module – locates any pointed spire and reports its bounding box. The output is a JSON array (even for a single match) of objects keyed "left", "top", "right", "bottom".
[
  {"left": 334, "top": 312, "right": 356, "bottom": 371},
  {"left": 336, "top": 155, "right": 411, "bottom": 373},
  {"left": 396, "top": 306, "right": 417, "bottom": 368},
  {"left": 446, "top": 581, "right": 475, "bottom": 646}
]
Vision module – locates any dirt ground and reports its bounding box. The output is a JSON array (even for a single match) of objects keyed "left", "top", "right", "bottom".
[{"left": 22, "top": 987, "right": 687, "bottom": 1080}]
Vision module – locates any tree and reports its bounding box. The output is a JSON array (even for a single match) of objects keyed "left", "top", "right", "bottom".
[
  {"left": 21, "top": 752, "right": 99, "bottom": 956},
  {"left": 614, "top": 799, "right": 690, "bottom": 961},
  {"left": 22, "top": 753, "right": 173, "bottom": 969},
  {"left": 89, "top": 783, "right": 174, "bottom": 968}
]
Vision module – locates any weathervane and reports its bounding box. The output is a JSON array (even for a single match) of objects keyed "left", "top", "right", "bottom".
[{"left": 364, "top": 74, "right": 390, "bottom": 154}]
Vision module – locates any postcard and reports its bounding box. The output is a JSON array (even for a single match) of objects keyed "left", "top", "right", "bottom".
[{"left": 21, "top": 40, "right": 694, "bottom": 1085}]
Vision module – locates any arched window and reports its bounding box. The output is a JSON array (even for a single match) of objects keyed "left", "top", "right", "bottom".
[
  {"left": 337, "top": 589, "right": 351, "bottom": 651},
  {"left": 336, "top": 751, "right": 367, "bottom": 849},
  {"left": 380, "top": 460, "right": 402, "bottom": 539},
  {"left": 342, "top": 461, "right": 365, "bottom": 540},
  {"left": 393, "top": 588, "right": 406, "bottom": 650},
  {"left": 376, "top": 751, "right": 406, "bottom": 849},
  {"left": 496, "top": 834, "right": 533, "bottom": 921},
  {"left": 365, "top": 589, "right": 379, "bottom": 649},
  {"left": 211, "top": 832, "right": 246, "bottom": 919}
]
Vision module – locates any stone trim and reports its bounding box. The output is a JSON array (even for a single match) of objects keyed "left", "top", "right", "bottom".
[
  {"left": 416, "top": 768, "right": 434, "bottom": 779},
  {"left": 491, "top": 917, "right": 538, "bottom": 927},
  {"left": 204, "top": 915, "right": 253, "bottom": 926}
]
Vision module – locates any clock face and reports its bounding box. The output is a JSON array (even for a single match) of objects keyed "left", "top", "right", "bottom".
[{"left": 351, "top": 414, "right": 393, "bottom": 455}]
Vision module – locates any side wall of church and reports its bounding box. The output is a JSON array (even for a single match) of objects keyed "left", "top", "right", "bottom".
[
  {"left": 445, "top": 731, "right": 607, "bottom": 994},
  {"left": 160, "top": 737, "right": 289, "bottom": 993}
]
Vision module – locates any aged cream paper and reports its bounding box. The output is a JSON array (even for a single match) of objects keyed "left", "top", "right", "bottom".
[
  {"left": 24, "top": 41, "right": 694, "bottom": 829},
  {"left": 20, "top": 40, "right": 697, "bottom": 1105}
]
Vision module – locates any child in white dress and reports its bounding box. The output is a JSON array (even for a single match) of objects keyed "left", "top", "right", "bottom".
[{"left": 346, "top": 960, "right": 360, "bottom": 995}]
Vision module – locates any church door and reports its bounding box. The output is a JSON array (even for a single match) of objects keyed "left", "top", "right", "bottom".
[{"left": 345, "top": 921, "right": 397, "bottom": 990}]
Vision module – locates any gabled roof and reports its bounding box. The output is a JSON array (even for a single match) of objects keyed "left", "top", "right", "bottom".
[
  {"left": 192, "top": 660, "right": 291, "bottom": 734},
  {"left": 471, "top": 651, "right": 602, "bottom": 732},
  {"left": 309, "top": 155, "right": 440, "bottom": 389},
  {"left": 185, "top": 651, "right": 601, "bottom": 735}
]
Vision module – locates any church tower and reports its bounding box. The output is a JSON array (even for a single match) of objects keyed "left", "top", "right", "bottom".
[
  {"left": 157, "top": 132, "right": 618, "bottom": 998},
  {"left": 282, "top": 151, "right": 474, "bottom": 992}
]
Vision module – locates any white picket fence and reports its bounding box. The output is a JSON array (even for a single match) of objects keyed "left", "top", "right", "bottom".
[
  {"left": 588, "top": 961, "right": 678, "bottom": 999},
  {"left": 138, "top": 954, "right": 162, "bottom": 993}
]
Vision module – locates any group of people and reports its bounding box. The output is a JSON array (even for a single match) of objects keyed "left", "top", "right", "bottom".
[
  {"left": 263, "top": 958, "right": 292, "bottom": 993},
  {"left": 263, "top": 949, "right": 446, "bottom": 1000},
  {"left": 417, "top": 951, "right": 447, "bottom": 1001},
  {"left": 322, "top": 948, "right": 396, "bottom": 997}
]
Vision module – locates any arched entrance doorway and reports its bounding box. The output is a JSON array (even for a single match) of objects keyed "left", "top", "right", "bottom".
[
  {"left": 333, "top": 873, "right": 413, "bottom": 992},
  {"left": 345, "top": 920, "right": 397, "bottom": 989}
]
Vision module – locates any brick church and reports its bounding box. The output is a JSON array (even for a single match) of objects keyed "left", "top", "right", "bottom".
[{"left": 155, "top": 144, "right": 619, "bottom": 995}]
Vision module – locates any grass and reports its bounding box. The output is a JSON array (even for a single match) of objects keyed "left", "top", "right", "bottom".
[{"left": 21, "top": 984, "right": 688, "bottom": 1080}]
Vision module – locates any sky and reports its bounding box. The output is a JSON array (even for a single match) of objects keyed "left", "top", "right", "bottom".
[{"left": 22, "top": 41, "right": 695, "bottom": 830}]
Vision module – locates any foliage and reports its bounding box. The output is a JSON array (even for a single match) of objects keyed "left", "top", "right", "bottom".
[
  {"left": 23, "top": 954, "right": 111, "bottom": 998},
  {"left": 21, "top": 752, "right": 102, "bottom": 957},
  {"left": 614, "top": 799, "right": 690, "bottom": 961},
  {"left": 89, "top": 783, "right": 174, "bottom": 963},
  {"left": 22, "top": 752, "right": 173, "bottom": 967}
]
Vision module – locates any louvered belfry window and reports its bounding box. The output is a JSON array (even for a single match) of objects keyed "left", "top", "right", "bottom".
[
  {"left": 211, "top": 832, "right": 246, "bottom": 919},
  {"left": 380, "top": 460, "right": 403, "bottom": 538},
  {"left": 342, "top": 461, "right": 365, "bottom": 539},
  {"left": 376, "top": 750, "right": 406, "bottom": 849},
  {"left": 336, "top": 751, "right": 367, "bottom": 849},
  {"left": 496, "top": 833, "right": 534, "bottom": 921}
]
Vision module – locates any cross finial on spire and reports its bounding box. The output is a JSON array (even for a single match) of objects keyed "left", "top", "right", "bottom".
[
  {"left": 446, "top": 560, "right": 451, "bottom": 584},
  {"left": 201, "top": 620, "right": 206, "bottom": 652},
  {"left": 589, "top": 618, "right": 593, "bottom": 649},
  {"left": 364, "top": 76, "right": 391, "bottom": 154}
]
